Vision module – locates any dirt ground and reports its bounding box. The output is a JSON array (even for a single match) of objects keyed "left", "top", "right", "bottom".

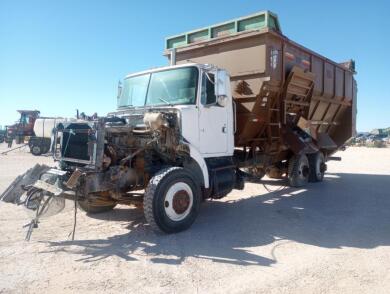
[{"left": 0, "top": 144, "right": 390, "bottom": 294}]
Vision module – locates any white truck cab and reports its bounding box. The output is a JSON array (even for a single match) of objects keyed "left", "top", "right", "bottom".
[
  {"left": 117, "top": 63, "right": 236, "bottom": 190},
  {"left": 119, "top": 63, "right": 234, "bottom": 157}
]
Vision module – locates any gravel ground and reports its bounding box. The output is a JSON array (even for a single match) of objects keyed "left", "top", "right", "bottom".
[{"left": 0, "top": 144, "right": 390, "bottom": 294}]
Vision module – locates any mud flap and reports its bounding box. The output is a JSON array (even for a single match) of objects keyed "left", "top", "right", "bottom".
[{"left": 0, "top": 164, "right": 51, "bottom": 203}]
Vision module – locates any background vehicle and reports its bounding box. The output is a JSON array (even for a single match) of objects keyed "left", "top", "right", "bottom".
[
  {"left": 3, "top": 11, "right": 358, "bottom": 234},
  {"left": 29, "top": 117, "right": 64, "bottom": 155},
  {"left": 0, "top": 127, "right": 5, "bottom": 143},
  {"left": 6, "top": 110, "right": 40, "bottom": 144},
  {"left": 5, "top": 110, "right": 63, "bottom": 155}
]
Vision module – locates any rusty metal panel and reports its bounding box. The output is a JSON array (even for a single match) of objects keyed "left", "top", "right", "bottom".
[
  {"left": 335, "top": 67, "right": 344, "bottom": 99},
  {"left": 323, "top": 62, "right": 335, "bottom": 98},
  {"left": 312, "top": 56, "right": 324, "bottom": 95},
  {"left": 284, "top": 44, "right": 311, "bottom": 73},
  {"left": 266, "top": 36, "right": 283, "bottom": 81},
  {"left": 344, "top": 71, "right": 353, "bottom": 101}
]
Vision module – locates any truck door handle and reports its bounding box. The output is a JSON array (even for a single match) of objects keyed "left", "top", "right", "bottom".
[{"left": 222, "top": 126, "right": 227, "bottom": 133}]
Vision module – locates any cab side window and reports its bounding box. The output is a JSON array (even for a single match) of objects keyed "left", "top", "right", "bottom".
[{"left": 201, "top": 73, "right": 216, "bottom": 105}]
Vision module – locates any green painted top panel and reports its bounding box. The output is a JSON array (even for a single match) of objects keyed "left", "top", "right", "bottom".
[
  {"left": 238, "top": 15, "right": 265, "bottom": 32},
  {"left": 211, "top": 22, "right": 235, "bottom": 38},
  {"left": 268, "top": 15, "right": 279, "bottom": 31},
  {"left": 188, "top": 29, "right": 209, "bottom": 44},
  {"left": 167, "top": 35, "right": 187, "bottom": 49},
  {"left": 166, "top": 10, "right": 281, "bottom": 49}
]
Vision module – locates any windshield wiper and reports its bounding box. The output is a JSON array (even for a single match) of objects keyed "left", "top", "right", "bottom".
[{"left": 157, "top": 97, "right": 173, "bottom": 106}]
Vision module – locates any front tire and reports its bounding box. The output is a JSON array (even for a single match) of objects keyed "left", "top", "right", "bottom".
[{"left": 144, "top": 167, "right": 201, "bottom": 233}]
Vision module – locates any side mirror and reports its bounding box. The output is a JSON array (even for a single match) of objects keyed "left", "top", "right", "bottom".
[{"left": 214, "top": 70, "right": 229, "bottom": 106}]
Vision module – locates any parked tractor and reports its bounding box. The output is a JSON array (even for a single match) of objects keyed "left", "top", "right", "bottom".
[{"left": 6, "top": 110, "right": 40, "bottom": 144}]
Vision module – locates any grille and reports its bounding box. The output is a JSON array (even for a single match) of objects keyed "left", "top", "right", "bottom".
[{"left": 61, "top": 123, "right": 92, "bottom": 162}]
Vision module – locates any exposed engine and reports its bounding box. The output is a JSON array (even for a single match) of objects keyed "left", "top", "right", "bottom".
[{"left": 53, "top": 110, "right": 187, "bottom": 202}]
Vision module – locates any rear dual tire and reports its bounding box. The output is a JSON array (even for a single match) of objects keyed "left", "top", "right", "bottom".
[
  {"left": 30, "top": 139, "right": 50, "bottom": 156},
  {"left": 31, "top": 145, "right": 43, "bottom": 156},
  {"left": 288, "top": 154, "right": 310, "bottom": 187},
  {"left": 308, "top": 152, "right": 326, "bottom": 182},
  {"left": 288, "top": 152, "right": 326, "bottom": 187}
]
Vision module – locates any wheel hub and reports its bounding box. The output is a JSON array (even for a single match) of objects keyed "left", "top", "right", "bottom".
[
  {"left": 302, "top": 165, "right": 309, "bottom": 177},
  {"left": 320, "top": 162, "right": 327, "bottom": 173},
  {"left": 32, "top": 146, "right": 41, "bottom": 153},
  {"left": 172, "top": 190, "right": 190, "bottom": 214},
  {"left": 164, "top": 182, "right": 194, "bottom": 221}
]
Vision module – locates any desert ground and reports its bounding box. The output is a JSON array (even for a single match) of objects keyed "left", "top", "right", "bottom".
[{"left": 0, "top": 144, "right": 390, "bottom": 294}]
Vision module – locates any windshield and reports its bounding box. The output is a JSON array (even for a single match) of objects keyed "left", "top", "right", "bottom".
[{"left": 118, "top": 67, "right": 199, "bottom": 108}]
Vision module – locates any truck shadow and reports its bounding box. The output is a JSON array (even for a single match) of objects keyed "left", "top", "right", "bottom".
[{"left": 44, "top": 172, "right": 390, "bottom": 266}]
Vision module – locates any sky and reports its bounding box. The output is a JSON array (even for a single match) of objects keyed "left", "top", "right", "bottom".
[{"left": 0, "top": 0, "right": 389, "bottom": 132}]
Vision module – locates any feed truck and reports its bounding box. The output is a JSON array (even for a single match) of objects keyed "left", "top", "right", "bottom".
[{"left": 3, "top": 11, "right": 357, "bottom": 234}]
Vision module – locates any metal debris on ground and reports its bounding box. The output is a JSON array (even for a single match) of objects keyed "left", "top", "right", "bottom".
[
  {"left": 0, "top": 143, "right": 28, "bottom": 155},
  {"left": 0, "top": 164, "right": 51, "bottom": 203}
]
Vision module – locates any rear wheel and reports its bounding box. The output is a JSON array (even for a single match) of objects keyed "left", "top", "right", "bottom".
[
  {"left": 288, "top": 154, "right": 310, "bottom": 187},
  {"left": 308, "top": 152, "right": 326, "bottom": 182},
  {"left": 31, "top": 144, "right": 43, "bottom": 156},
  {"left": 144, "top": 167, "right": 201, "bottom": 233}
]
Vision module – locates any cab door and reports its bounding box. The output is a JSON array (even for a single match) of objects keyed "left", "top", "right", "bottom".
[{"left": 198, "top": 72, "right": 229, "bottom": 156}]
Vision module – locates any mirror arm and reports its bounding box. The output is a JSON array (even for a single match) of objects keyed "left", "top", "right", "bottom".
[{"left": 205, "top": 72, "right": 215, "bottom": 85}]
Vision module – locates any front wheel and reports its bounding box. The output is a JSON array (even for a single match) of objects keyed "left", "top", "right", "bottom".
[{"left": 144, "top": 167, "right": 201, "bottom": 233}]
